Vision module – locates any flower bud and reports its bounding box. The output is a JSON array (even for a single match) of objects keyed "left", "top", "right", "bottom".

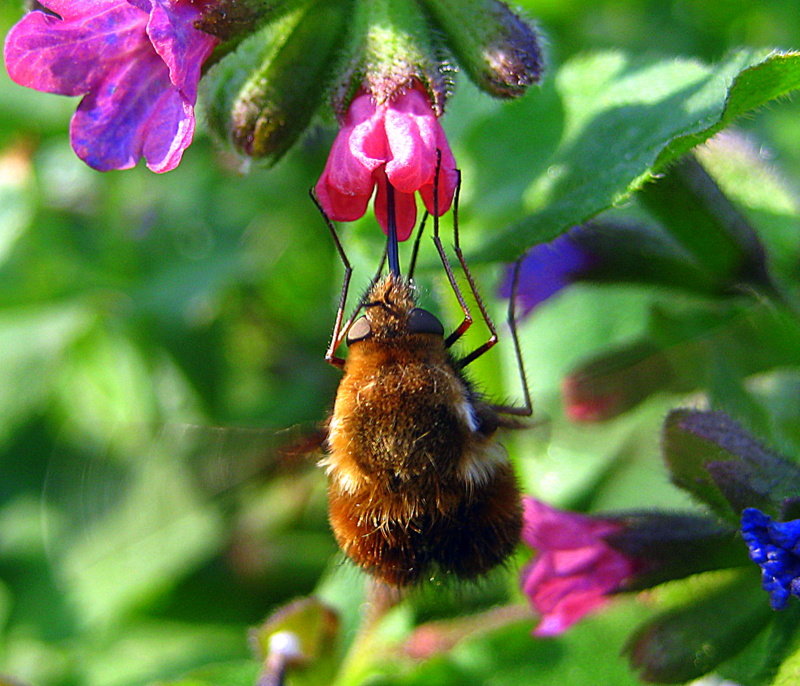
[
  {"left": 498, "top": 221, "right": 719, "bottom": 318},
  {"left": 520, "top": 498, "right": 641, "bottom": 636},
  {"left": 418, "top": 0, "right": 544, "bottom": 98},
  {"left": 606, "top": 512, "right": 748, "bottom": 591},
  {"left": 562, "top": 341, "right": 678, "bottom": 422},
  {"left": 202, "top": 0, "right": 348, "bottom": 162},
  {"left": 333, "top": 0, "right": 450, "bottom": 115},
  {"left": 625, "top": 569, "right": 770, "bottom": 684},
  {"left": 249, "top": 597, "right": 339, "bottom": 685},
  {"left": 639, "top": 153, "right": 774, "bottom": 294},
  {"left": 520, "top": 499, "right": 749, "bottom": 637},
  {"left": 662, "top": 409, "right": 800, "bottom": 523}
]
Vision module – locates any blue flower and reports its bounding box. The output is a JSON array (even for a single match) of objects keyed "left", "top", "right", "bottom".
[
  {"left": 741, "top": 508, "right": 800, "bottom": 610},
  {"left": 499, "top": 228, "right": 595, "bottom": 316}
]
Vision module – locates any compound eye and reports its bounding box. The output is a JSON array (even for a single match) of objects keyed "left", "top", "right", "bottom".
[
  {"left": 346, "top": 316, "right": 372, "bottom": 345},
  {"left": 408, "top": 308, "right": 444, "bottom": 336}
]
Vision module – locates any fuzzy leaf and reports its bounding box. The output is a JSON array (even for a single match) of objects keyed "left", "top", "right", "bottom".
[{"left": 474, "top": 50, "right": 800, "bottom": 262}]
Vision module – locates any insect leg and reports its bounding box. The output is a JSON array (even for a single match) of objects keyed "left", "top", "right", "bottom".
[
  {"left": 489, "top": 257, "right": 533, "bottom": 416},
  {"left": 445, "top": 168, "right": 501, "bottom": 365},
  {"left": 309, "top": 188, "right": 352, "bottom": 369},
  {"left": 429, "top": 155, "right": 476, "bottom": 349},
  {"left": 408, "top": 211, "right": 429, "bottom": 282}
]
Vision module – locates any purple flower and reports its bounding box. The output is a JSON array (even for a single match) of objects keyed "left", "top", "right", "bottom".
[
  {"left": 499, "top": 228, "right": 594, "bottom": 316},
  {"left": 741, "top": 508, "right": 800, "bottom": 610},
  {"left": 4, "top": 0, "right": 218, "bottom": 172}
]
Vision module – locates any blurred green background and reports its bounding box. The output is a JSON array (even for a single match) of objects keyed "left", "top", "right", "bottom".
[{"left": 0, "top": 1, "right": 799, "bottom": 685}]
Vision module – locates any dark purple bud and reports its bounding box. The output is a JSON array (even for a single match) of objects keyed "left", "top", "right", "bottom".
[
  {"left": 663, "top": 409, "right": 800, "bottom": 522},
  {"left": 418, "top": 0, "right": 544, "bottom": 98},
  {"left": 606, "top": 512, "right": 748, "bottom": 592}
]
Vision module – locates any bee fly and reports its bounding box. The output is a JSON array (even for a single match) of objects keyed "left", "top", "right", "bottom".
[{"left": 311, "top": 171, "right": 531, "bottom": 587}]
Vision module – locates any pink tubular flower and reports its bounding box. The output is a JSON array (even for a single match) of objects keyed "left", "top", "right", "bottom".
[
  {"left": 521, "top": 497, "right": 640, "bottom": 637},
  {"left": 3, "top": 0, "right": 218, "bottom": 172},
  {"left": 314, "top": 82, "right": 458, "bottom": 240}
]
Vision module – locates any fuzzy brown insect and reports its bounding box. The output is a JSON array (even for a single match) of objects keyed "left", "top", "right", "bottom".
[{"left": 312, "top": 178, "right": 531, "bottom": 587}]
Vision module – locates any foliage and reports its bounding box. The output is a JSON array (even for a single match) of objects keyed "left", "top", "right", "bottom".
[{"left": 1, "top": 1, "right": 800, "bottom": 685}]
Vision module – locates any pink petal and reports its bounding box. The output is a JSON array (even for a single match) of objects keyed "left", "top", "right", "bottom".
[
  {"left": 520, "top": 498, "right": 637, "bottom": 637},
  {"left": 522, "top": 498, "right": 619, "bottom": 549},
  {"left": 533, "top": 593, "right": 611, "bottom": 637},
  {"left": 314, "top": 176, "right": 372, "bottom": 223},
  {"left": 320, "top": 127, "right": 376, "bottom": 203},
  {"left": 70, "top": 52, "right": 193, "bottom": 172},
  {"left": 348, "top": 108, "right": 389, "bottom": 174},
  {"left": 374, "top": 175, "right": 417, "bottom": 241},
  {"left": 419, "top": 125, "right": 458, "bottom": 216},
  {"left": 383, "top": 105, "right": 436, "bottom": 193},
  {"left": 3, "top": 0, "right": 146, "bottom": 96},
  {"left": 146, "top": 0, "right": 217, "bottom": 101}
]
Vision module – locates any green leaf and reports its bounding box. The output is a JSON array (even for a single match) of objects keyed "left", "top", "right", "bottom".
[
  {"left": 472, "top": 49, "right": 800, "bottom": 263},
  {"left": 770, "top": 628, "right": 800, "bottom": 686},
  {"left": 0, "top": 304, "right": 90, "bottom": 446},
  {"left": 151, "top": 660, "right": 258, "bottom": 686},
  {"left": 717, "top": 603, "right": 800, "bottom": 686},
  {"left": 625, "top": 569, "right": 771, "bottom": 684}
]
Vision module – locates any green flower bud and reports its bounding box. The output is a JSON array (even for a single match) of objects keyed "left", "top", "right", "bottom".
[
  {"left": 418, "top": 0, "right": 544, "bottom": 98},
  {"left": 202, "top": 0, "right": 349, "bottom": 163},
  {"left": 249, "top": 597, "right": 339, "bottom": 686},
  {"left": 639, "top": 153, "right": 774, "bottom": 294},
  {"left": 195, "top": 0, "right": 289, "bottom": 43},
  {"left": 334, "top": 0, "right": 451, "bottom": 115},
  {"left": 625, "top": 569, "right": 770, "bottom": 684}
]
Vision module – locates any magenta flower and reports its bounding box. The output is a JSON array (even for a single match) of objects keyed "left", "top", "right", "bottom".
[
  {"left": 314, "top": 82, "right": 458, "bottom": 240},
  {"left": 3, "top": 0, "right": 218, "bottom": 172},
  {"left": 521, "top": 497, "right": 640, "bottom": 637}
]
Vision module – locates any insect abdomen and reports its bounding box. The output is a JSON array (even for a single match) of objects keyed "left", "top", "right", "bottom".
[{"left": 327, "top": 460, "right": 521, "bottom": 586}]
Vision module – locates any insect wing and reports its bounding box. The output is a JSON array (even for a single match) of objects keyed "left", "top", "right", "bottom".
[{"left": 42, "top": 422, "right": 326, "bottom": 626}]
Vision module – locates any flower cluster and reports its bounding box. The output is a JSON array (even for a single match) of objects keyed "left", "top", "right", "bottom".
[
  {"left": 314, "top": 83, "right": 458, "bottom": 240},
  {"left": 519, "top": 409, "right": 800, "bottom": 683},
  {"left": 742, "top": 508, "right": 800, "bottom": 610},
  {"left": 4, "top": 0, "right": 543, "bottom": 235}
]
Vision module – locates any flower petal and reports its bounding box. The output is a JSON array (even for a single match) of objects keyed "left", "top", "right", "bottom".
[
  {"left": 418, "top": 127, "right": 458, "bottom": 216},
  {"left": 3, "top": 0, "right": 146, "bottom": 96},
  {"left": 146, "top": 0, "right": 217, "bottom": 100},
  {"left": 70, "top": 52, "right": 194, "bottom": 172},
  {"left": 374, "top": 175, "right": 418, "bottom": 241},
  {"left": 521, "top": 498, "right": 637, "bottom": 636},
  {"left": 383, "top": 104, "right": 436, "bottom": 193}
]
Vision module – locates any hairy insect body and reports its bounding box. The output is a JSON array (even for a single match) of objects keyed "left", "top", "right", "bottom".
[{"left": 322, "top": 275, "right": 522, "bottom": 586}]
